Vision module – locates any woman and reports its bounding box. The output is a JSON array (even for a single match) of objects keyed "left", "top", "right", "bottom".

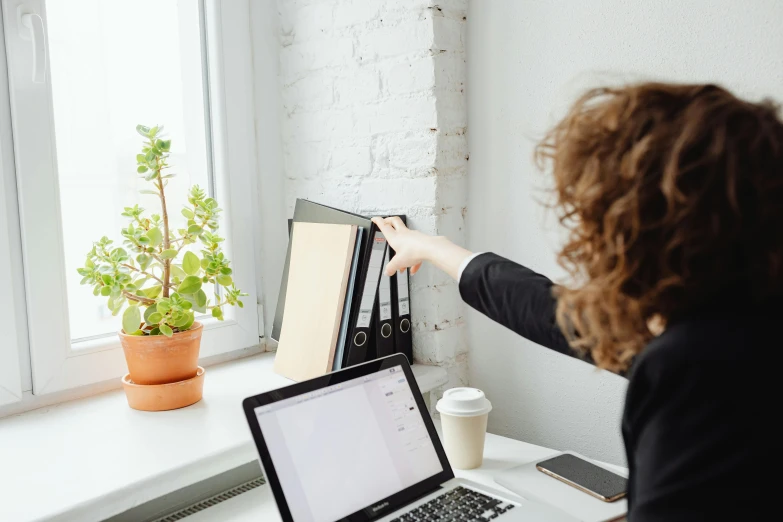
[{"left": 373, "top": 83, "right": 779, "bottom": 521}]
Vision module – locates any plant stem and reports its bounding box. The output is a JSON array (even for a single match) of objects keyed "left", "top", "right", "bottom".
[
  {"left": 176, "top": 214, "right": 211, "bottom": 254},
  {"left": 156, "top": 153, "right": 171, "bottom": 297},
  {"left": 123, "top": 290, "right": 156, "bottom": 306},
  {"left": 121, "top": 263, "right": 164, "bottom": 285}
]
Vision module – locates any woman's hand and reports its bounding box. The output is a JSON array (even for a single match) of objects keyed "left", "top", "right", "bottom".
[
  {"left": 371, "top": 217, "right": 429, "bottom": 275},
  {"left": 371, "top": 217, "right": 474, "bottom": 280}
]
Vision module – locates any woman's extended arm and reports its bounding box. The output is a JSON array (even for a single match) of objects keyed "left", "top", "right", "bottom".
[
  {"left": 372, "top": 217, "right": 578, "bottom": 358},
  {"left": 372, "top": 216, "right": 474, "bottom": 280}
]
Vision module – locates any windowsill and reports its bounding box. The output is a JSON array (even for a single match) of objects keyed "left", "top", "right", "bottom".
[{"left": 0, "top": 353, "right": 449, "bottom": 522}]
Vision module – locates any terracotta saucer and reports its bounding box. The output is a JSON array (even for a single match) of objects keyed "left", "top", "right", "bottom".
[{"left": 122, "top": 366, "right": 205, "bottom": 411}]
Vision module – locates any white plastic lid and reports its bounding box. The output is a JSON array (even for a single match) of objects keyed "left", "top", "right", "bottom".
[{"left": 436, "top": 387, "right": 492, "bottom": 417}]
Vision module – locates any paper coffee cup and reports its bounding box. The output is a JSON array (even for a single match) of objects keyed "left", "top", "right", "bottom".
[{"left": 436, "top": 387, "right": 492, "bottom": 470}]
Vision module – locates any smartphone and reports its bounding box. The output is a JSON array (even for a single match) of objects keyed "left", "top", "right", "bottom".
[{"left": 536, "top": 453, "right": 627, "bottom": 502}]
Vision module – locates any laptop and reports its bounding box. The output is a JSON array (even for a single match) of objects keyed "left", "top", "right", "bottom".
[{"left": 243, "top": 353, "right": 577, "bottom": 522}]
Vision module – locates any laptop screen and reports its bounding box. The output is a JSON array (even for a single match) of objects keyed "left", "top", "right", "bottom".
[{"left": 254, "top": 365, "right": 444, "bottom": 522}]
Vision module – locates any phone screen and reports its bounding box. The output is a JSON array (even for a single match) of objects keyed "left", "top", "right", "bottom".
[{"left": 536, "top": 454, "right": 627, "bottom": 501}]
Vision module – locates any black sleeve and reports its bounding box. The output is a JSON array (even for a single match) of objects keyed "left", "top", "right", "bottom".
[
  {"left": 623, "top": 351, "right": 760, "bottom": 521},
  {"left": 458, "top": 252, "right": 583, "bottom": 360}
]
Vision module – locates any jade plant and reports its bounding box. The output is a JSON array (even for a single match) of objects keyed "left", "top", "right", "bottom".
[{"left": 77, "top": 125, "right": 246, "bottom": 337}]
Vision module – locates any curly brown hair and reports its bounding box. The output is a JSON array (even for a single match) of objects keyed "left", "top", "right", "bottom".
[{"left": 536, "top": 83, "right": 783, "bottom": 373}]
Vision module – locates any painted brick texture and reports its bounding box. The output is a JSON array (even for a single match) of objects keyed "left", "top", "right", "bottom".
[{"left": 277, "top": 0, "right": 469, "bottom": 394}]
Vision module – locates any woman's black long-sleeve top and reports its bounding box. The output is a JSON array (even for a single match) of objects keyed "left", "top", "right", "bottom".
[{"left": 459, "top": 253, "right": 768, "bottom": 521}]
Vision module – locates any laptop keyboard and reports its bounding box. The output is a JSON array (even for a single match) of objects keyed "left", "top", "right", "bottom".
[{"left": 391, "top": 486, "right": 516, "bottom": 522}]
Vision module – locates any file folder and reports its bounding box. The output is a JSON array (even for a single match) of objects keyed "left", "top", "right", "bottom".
[
  {"left": 389, "top": 216, "right": 413, "bottom": 363},
  {"left": 273, "top": 199, "right": 385, "bottom": 368},
  {"left": 373, "top": 247, "right": 395, "bottom": 358},
  {"left": 273, "top": 200, "right": 374, "bottom": 342},
  {"left": 344, "top": 231, "right": 387, "bottom": 367},
  {"left": 273, "top": 222, "right": 358, "bottom": 381},
  {"left": 333, "top": 227, "right": 364, "bottom": 370}
]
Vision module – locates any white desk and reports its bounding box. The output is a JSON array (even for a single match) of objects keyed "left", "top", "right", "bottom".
[{"left": 181, "top": 427, "right": 627, "bottom": 522}]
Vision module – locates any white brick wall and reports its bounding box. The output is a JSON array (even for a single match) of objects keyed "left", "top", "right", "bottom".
[{"left": 277, "top": 0, "right": 469, "bottom": 396}]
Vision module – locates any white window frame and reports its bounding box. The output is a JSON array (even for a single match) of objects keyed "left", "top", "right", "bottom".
[
  {"left": 0, "top": 0, "right": 260, "bottom": 397},
  {"left": 0, "top": 18, "right": 27, "bottom": 405}
]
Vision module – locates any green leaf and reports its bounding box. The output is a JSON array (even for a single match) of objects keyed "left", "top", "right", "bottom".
[
  {"left": 112, "top": 305, "right": 125, "bottom": 317},
  {"left": 143, "top": 285, "right": 162, "bottom": 299},
  {"left": 173, "top": 313, "right": 190, "bottom": 328},
  {"left": 178, "top": 275, "right": 202, "bottom": 295},
  {"left": 137, "top": 253, "right": 152, "bottom": 270},
  {"left": 137, "top": 165, "right": 149, "bottom": 174},
  {"left": 136, "top": 124, "right": 150, "bottom": 137},
  {"left": 181, "top": 208, "right": 194, "bottom": 219},
  {"left": 137, "top": 235, "right": 151, "bottom": 245},
  {"left": 149, "top": 126, "right": 159, "bottom": 138},
  {"left": 122, "top": 306, "right": 141, "bottom": 334},
  {"left": 157, "top": 300, "right": 171, "bottom": 314},
  {"left": 145, "top": 150, "right": 156, "bottom": 162},
  {"left": 100, "top": 286, "right": 112, "bottom": 296},
  {"left": 149, "top": 327, "right": 161, "bottom": 336},
  {"left": 143, "top": 304, "right": 158, "bottom": 323},
  {"left": 196, "top": 288, "right": 207, "bottom": 307},
  {"left": 147, "top": 227, "right": 163, "bottom": 247},
  {"left": 216, "top": 274, "right": 233, "bottom": 286},
  {"left": 146, "top": 312, "right": 163, "bottom": 324},
  {"left": 181, "top": 313, "right": 195, "bottom": 331},
  {"left": 185, "top": 295, "right": 206, "bottom": 314},
  {"left": 136, "top": 153, "right": 146, "bottom": 164},
  {"left": 182, "top": 251, "right": 200, "bottom": 275},
  {"left": 160, "top": 249, "right": 178, "bottom": 260},
  {"left": 171, "top": 264, "right": 187, "bottom": 280},
  {"left": 212, "top": 307, "right": 223, "bottom": 319},
  {"left": 159, "top": 323, "right": 173, "bottom": 337},
  {"left": 220, "top": 267, "right": 233, "bottom": 275},
  {"left": 187, "top": 225, "right": 203, "bottom": 235}
]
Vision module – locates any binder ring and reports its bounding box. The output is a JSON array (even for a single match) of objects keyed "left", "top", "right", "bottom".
[
  {"left": 400, "top": 318, "right": 410, "bottom": 333},
  {"left": 354, "top": 331, "right": 367, "bottom": 347},
  {"left": 381, "top": 323, "right": 392, "bottom": 338}
]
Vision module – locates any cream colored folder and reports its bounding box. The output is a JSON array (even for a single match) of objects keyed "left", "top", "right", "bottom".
[{"left": 274, "top": 222, "right": 358, "bottom": 381}]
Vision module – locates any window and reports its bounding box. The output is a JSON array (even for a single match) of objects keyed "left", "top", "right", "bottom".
[{"left": 0, "top": 0, "right": 260, "bottom": 399}]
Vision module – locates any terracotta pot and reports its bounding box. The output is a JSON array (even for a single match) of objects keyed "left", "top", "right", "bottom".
[
  {"left": 118, "top": 322, "right": 203, "bottom": 385},
  {"left": 122, "top": 367, "right": 205, "bottom": 411}
]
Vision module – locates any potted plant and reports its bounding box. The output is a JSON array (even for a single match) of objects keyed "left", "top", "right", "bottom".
[{"left": 77, "top": 125, "right": 246, "bottom": 410}]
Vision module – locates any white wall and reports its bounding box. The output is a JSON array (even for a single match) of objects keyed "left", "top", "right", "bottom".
[
  {"left": 273, "top": 0, "right": 470, "bottom": 392},
  {"left": 465, "top": 0, "right": 783, "bottom": 465}
]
